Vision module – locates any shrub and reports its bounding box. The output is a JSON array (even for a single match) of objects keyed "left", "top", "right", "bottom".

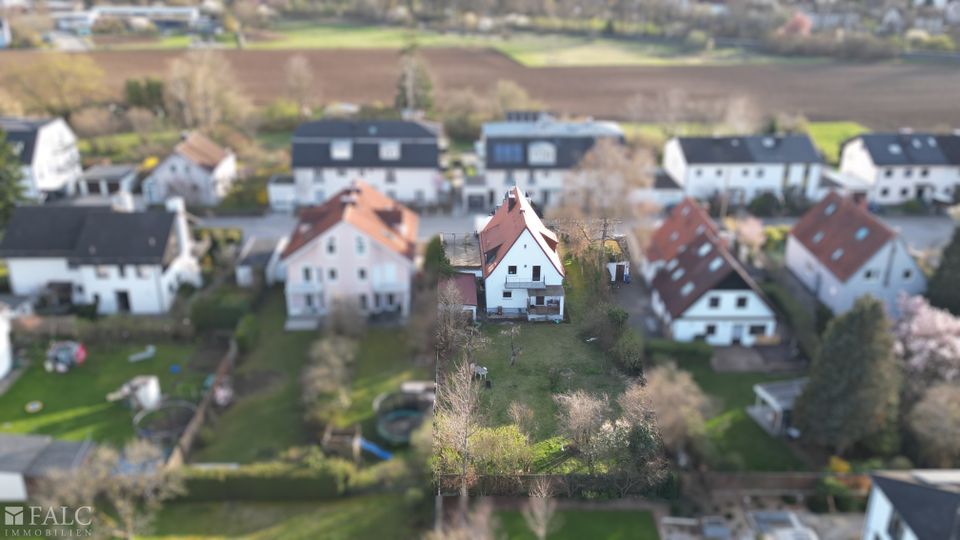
[
  {"left": 577, "top": 303, "right": 629, "bottom": 351},
  {"left": 260, "top": 98, "right": 301, "bottom": 132},
  {"left": 612, "top": 329, "right": 645, "bottom": 374},
  {"left": 190, "top": 289, "right": 252, "bottom": 332},
  {"left": 182, "top": 461, "right": 346, "bottom": 501},
  {"left": 748, "top": 192, "right": 782, "bottom": 217},
  {"left": 234, "top": 314, "right": 259, "bottom": 353},
  {"left": 645, "top": 339, "right": 712, "bottom": 362},
  {"left": 685, "top": 30, "right": 711, "bottom": 51}
]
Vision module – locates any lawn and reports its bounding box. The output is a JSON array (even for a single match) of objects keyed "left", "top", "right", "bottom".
[
  {"left": 78, "top": 130, "right": 181, "bottom": 164},
  {"left": 191, "top": 291, "right": 314, "bottom": 463},
  {"left": 192, "top": 291, "right": 427, "bottom": 462},
  {"left": 0, "top": 342, "right": 206, "bottom": 445},
  {"left": 145, "top": 494, "right": 421, "bottom": 539},
  {"left": 806, "top": 121, "right": 869, "bottom": 165},
  {"left": 666, "top": 356, "right": 807, "bottom": 472},
  {"left": 497, "top": 509, "right": 659, "bottom": 540}
]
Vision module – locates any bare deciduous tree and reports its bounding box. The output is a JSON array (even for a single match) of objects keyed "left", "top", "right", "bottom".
[
  {"left": 326, "top": 298, "right": 367, "bottom": 338},
  {"left": 437, "top": 280, "right": 468, "bottom": 362},
  {"left": 644, "top": 362, "right": 710, "bottom": 454},
  {"left": 284, "top": 54, "right": 316, "bottom": 117},
  {"left": 508, "top": 401, "right": 535, "bottom": 441},
  {"left": 491, "top": 80, "right": 542, "bottom": 118},
  {"left": 554, "top": 390, "right": 609, "bottom": 448},
  {"left": 522, "top": 477, "right": 558, "bottom": 540},
  {"left": 425, "top": 499, "right": 496, "bottom": 540},
  {"left": 165, "top": 51, "right": 253, "bottom": 130},
  {"left": 35, "top": 440, "right": 183, "bottom": 540},
  {"left": 501, "top": 324, "right": 522, "bottom": 367}
]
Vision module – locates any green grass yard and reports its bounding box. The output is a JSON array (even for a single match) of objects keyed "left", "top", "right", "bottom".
[
  {"left": 0, "top": 342, "right": 206, "bottom": 445},
  {"left": 806, "top": 121, "right": 869, "bottom": 165},
  {"left": 145, "top": 494, "right": 421, "bottom": 539},
  {"left": 497, "top": 509, "right": 659, "bottom": 539}
]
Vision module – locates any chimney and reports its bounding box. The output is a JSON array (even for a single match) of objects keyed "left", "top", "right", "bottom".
[{"left": 506, "top": 191, "right": 517, "bottom": 212}]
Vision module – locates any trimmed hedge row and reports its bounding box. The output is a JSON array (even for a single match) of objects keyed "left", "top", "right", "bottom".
[
  {"left": 645, "top": 338, "right": 713, "bottom": 362},
  {"left": 190, "top": 289, "right": 253, "bottom": 332},
  {"left": 181, "top": 463, "right": 344, "bottom": 501},
  {"left": 234, "top": 314, "right": 260, "bottom": 353}
]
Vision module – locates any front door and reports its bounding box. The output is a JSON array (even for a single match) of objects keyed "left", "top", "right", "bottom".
[
  {"left": 532, "top": 265, "right": 541, "bottom": 282},
  {"left": 535, "top": 296, "right": 544, "bottom": 305},
  {"left": 732, "top": 324, "right": 744, "bottom": 345},
  {"left": 615, "top": 264, "right": 625, "bottom": 282},
  {"left": 116, "top": 291, "right": 131, "bottom": 313}
]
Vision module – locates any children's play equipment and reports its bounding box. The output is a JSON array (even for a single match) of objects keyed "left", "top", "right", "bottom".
[
  {"left": 373, "top": 381, "right": 435, "bottom": 445},
  {"left": 320, "top": 425, "right": 394, "bottom": 461},
  {"left": 107, "top": 375, "right": 162, "bottom": 411},
  {"left": 44, "top": 341, "right": 87, "bottom": 373},
  {"left": 128, "top": 345, "right": 157, "bottom": 363},
  {"left": 133, "top": 400, "right": 197, "bottom": 447}
]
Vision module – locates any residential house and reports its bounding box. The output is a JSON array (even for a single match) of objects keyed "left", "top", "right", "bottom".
[
  {"left": 0, "top": 18, "right": 11, "bottom": 49},
  {"left": 0, "top": 117, "right": 81, "bottom": 200},
  {"left": 785, "top": 192, "right": 926, "bottom": 316},
  {"left": 78, "top": 163, "right": 139, "bottom": 198},
  {"left": 279, "top": 181, "right": 418, "bottom": 329},
  {"left": 0, "top": 198, "right": 202, "bottom": 315},
  {"left": 641, "top": 197, "right": 721, "bottom": 284},
  {"left": 839, "top": 132, "right": 960, "bottom": 205},
  {"left": 0, "top": 434, "right": 93, "bottom": 502},
  {"left": 662, "top": 134, "right": 823, "bottom": 204},
  {"left": 272, "top": 119, "right": 443, "bottom": 211},
  {"left": 465, "top": 111, "right": 624, "bottom": 211},
  {"left": 863, "top": 470, "right": 960, "bottom": 540},
  {"left": 143, "top": 132, "right": 236, "bottom": 206},
  {"left": 235, "top": 236, "right": 286, "bottom": 288},
  {"left": 649, "top": 231, "right": 777, "bottom": 346},
  {"left": 479, "top": 188, "right": 565, "bottom": 321}
]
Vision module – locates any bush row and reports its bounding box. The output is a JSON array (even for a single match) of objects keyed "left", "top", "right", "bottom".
[{"left": 645, "top": 339, "right": 713, "bottom": 362}]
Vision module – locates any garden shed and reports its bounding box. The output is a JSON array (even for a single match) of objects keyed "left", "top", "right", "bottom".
[{"left": 747, "top": 378, "right": 808, "bottom": 437}]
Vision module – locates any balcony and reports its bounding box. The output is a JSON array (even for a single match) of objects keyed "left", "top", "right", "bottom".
[
  {"left": 286, "top": 281, "right": 324, "bottom": 294},
  {"left": 528, "top": 304, "right": 561, "bottom": 316},
  {"left": 505, "top": 276, "right": 545, "bottom": 290}
]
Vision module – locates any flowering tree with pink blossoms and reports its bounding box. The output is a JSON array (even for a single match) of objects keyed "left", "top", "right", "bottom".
[{"left": 894, "top": 294, "right": 960, "bottom": 398}]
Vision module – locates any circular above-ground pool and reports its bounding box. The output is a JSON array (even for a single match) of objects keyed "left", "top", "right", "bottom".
[{"left": 376, "top": 409, "right": 425, "bottom": 445}]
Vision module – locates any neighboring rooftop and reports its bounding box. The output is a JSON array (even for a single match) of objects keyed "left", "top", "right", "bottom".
[
  {"left": 871, "top": 471, "right": 960, "bottom": 540},
  {"left": 790, "top": 191, "right": 895, "bottom": 282},
  {"left": 482, "top": 112, "right": 624, "bottom": 139},
  {"left": 853, "top": 132, "right": 960, "bottom": 166},
  {"left": 753, "top": 378, "right": 809, "bottom": 411},
  {"left": 0, "top": 116, "right": 54, "bottom": 164},
  {"left": 478, "top": 187, "right": 563, "bottom": 279},
  {"left": 0, "top": 206, "right": 178, "bottom": 265},
  {"left": 237, "top": 236, "right": 281, "bottom": 268},
  {"left": 81, "top": 163, "right": 137, "bottom": 182},
  {"left": 442, "top": 233, "right": 481, "bottom": 269},
  {"left": 291, "top": 119, "right": 440, "bottom": 169},
  {"left": 646, "top": 198, "right": 720, "bottom": 263},
  {"left": 0, "top": 433, "right": 92, "bottom": 477},
  {"left": 175, "top": 132, "right": 229, "bottom": 171},
  {"left": 676, "top": 134, "right": 822, "bottom": 164},
  {"left": 440, "top": 272, "right": 478, "bottom": 307},
  {"left": 281, "top": 181, "right": 418, "bottom": 260}
]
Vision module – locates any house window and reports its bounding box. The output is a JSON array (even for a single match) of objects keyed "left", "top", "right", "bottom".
[
  {"left": 749, "top": 325, "right": 766, "bottom": 336},
  {"left": 356, "top": 237, "right": 365, "bottom": 255},
  {"left": 706, "top": 324, "right": 717, "bottom": 336},
  {"left": 386, "top": 169, "right": 396, "bottom": 184},
  {"left": 881, "top": 188, "right": 890, "bottom": 197},
  {"left": 386, "top": 293, "right": 395, "bottom": 305},
  {"left": 528, "top": 141, "right": 557, "bottom": 166},
  {"left": 742, "top": 168, "right": 749, "bottom": 177},
  {"left": 507, "top": 265, "right": 517, "bottom": 275},
  {"left": 379, "top": 141, "right": 401, "bottom": 161},
  {"left": 313, "top": 168, "right": 324, "bottom": 183},
  {"left": 887, "top": 511, "right": 904, "bottom": 540},
  {"left": 903, "top": 269, "right": 913, "bottom": 280},
  {"left": 96, "top": 266, "right": 109, "bottom": 279},
  {"left": 756, "top": 169, "right": 764, "bottom": 178},
  {"left": 921, "top": 168, "right": 929, "bottom": 177},
  {"left": 904, "top": 168, "right": 913, "bottom": 178},
  {"left": 305, "top": 295, "right": 313, "bottom": 308},
  {"left": 695, "top": 169, "right": 702, "bottom": 177},
  {"left": 708, "top": 296, "right": 720, "bottom": 308},
  {"left": 900, "top": 188, "right": 909, "bottom": 196},
  {"left": 736, "top": 296, "right": 748, "bottom": 308},
  {"left": 503, "top": 291, "right": 512, "bottom": 299},
  {"left": 884, "top": 169, "right": 893, "bottom": 178},
  {"left": 359, "top": 294, "right": 368, "bottom": 310},
  {"left": 337, "top": 169, "right": 347, "bottom": 177},
  {"left": 118, "top": 266, "right": 126, "bottom": 278},
  {"left": 331, "top": 140, "right": 352, "bottom": 160},
  {"left": 715, "top": 169, "right": 722, "bottom": 177},
  {"left": 137, "top": 266, "right": 149, "bottom": 279},
  {"left": 328, "top": 268, "right": 337, "bottom": 280},
  {"left": 358, "top": 268, "right": 367, "bottom": 280},
  {"left": 327, "top": 238, "right": 336, "bottom": 254},
  {"left": 303, "top": 267, "right": 312, "bottom": 282},
  {"left": 865, "top": 269, "right": 878, "bottom": 280},
  {"left": 492, "top": 143, "right": 523, "bottom": 164}
]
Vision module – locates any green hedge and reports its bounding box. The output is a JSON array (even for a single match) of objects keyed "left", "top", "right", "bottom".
[
  {"left": 761, "top": 282, "right": 820, "bottom": 360},
  {"left": 190, "top": 289, "right": 253, "bottom": 332},
  {"left": 234, "top": 314, "right": 260, "bottom": 353},
  {"left": 181, "top": 462, "right": 345, "bottom": 501},
  {"left": 645, "top": 339, "right": 712, "bottom": 362}
]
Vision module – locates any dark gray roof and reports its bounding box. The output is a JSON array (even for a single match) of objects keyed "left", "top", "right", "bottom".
[
  {"left": 872, "top": 474, "right": 960, "bottom": 540},
  {"left": 238, "top": 236, "right": 280, "bottom": 268},
  {"left": 0, "top": 434, "right": 91, "bottom": 476},
  {"left": 677, "top": 135, "right": 821, "bottom": 165},
  {"left": 291, "top": 120, "right": 440, "bottom": 169},
  {"left": 0, "top": 206, "right": 178, "bottom": 265},
  {"left": 484, "top": 136, "right": 624, "bottom": 170},
  {"left": 0, "top": 117, "right": 53, "bottom": 165},
  {"left": 855, "top": 133, "right": 960, "bottom": 166},
  {"left": 269, "top": 173, "right": 294, "bottom": 185},
  {"left": 655, "top": 169, "right": 681, "bottom": 190},
  {"left": 81, "top": 164, "right": 137, "bottom": 182}
]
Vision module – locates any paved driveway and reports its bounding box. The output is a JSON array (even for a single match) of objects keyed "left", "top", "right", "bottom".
[{"left": 612, "top": 279, "right": 662, "bottom": 337}]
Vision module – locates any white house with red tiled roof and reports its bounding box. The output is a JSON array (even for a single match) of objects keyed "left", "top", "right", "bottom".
[
  {"left": 143, "top": 132, "right": 236, "bottom": 207},
  {"left": 641, "top": 197, "right": 720, "bottom": 284},
  {"left": 650, "top": 231, "right": 777, "bottom": 346},
  {"left": 785, "top": 192, "right": 926, "bottom": 316},
  {"left": 479, "top": 188, "right": 565, "bottom": 321},
  {"left": 279, "top": 181, "right": 418, "bottom": 329}
]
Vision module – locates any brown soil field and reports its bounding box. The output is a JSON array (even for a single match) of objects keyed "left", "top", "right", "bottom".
[{"left": 1, "top": 48, "right": 959, "bottom": 128}]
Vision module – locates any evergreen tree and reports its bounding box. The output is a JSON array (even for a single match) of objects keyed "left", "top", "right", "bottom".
[
  {"left": 795, "top": 296, "right": 901, "bottom": 455},
  {"left": 0, "top": 129, "right": 25, "bottom": 226},
  {"left": 928, "top": 226, "right": 960, "bottom": 315}
]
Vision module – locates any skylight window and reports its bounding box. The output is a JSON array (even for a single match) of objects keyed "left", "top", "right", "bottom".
[
  {"left": 681, "top": 282, "right": 694, "bottom": 296},
  {"left": 695, "top": 224, "right": 705, "bottom": 235},
  {"left": 708, "top": 257, "right": 723, "bottom": 272},
  {"left": 888, "top": 144, "right": 902, "bottom": 155},
  {"left": 855, "top": 227, "right": 869, "bottom": 241},
  {"left": 831, "top": 248, "right": 844, "bottom": 261},
  {"left": 825, "top": 203, "right": 837, "bottom": 216},
  {"left": 681, "top": 206, "right": 690, "bottom": 216},
  {"left": 697, "top": 243, "right": 712, "bottom": 257},
  {"left": 666, "top": 259, "right": 679, "bottom": 271},
  {"left": 812, "top": 231, "right": 824, "bottom": 244},
  {"left": 671, "top": 268, "right": 685, "bottom": 281}
]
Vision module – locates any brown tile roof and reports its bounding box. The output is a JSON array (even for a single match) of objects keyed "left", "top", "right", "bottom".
[
  {"left": 478, "top": 187, "right": 563, "bottom": 279},
  {"left": 646, "top": 198, "right": 720, "bottom": 263},
  {"left": 440, "top": 272, "right": 478, "bottom": 306},
  {"left": 175, "top": 132, "right": 229, "bottom": 171},
  {"left": 651, "top": 231, "right": 767, "bottom": 318},
  {"left": 790, "top": 192, "right": 894, "bottom": 283},
  {"left": 281, "top": 181, "right": 418, "bottom": 260}
]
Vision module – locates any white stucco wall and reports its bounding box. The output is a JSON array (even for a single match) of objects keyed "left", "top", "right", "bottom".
[
  {"left": 291, "top": 167, "right": 442, "bottom": 206},
  {"left": 664, "top": 289, "right": 776, "bottom": 346},
  {"left": 840, "top": 138, "right": 960, "bottom": 205},
  {"left": 144, "top": 152, "right": 236, "bottom": 206},
  {"left": 23, "top": 119, "right": 81, "bottom": 199},
  {"left": 861, "top": 484, "right": 919, "bottom": 540},
  {"left": 483, "top": 229, "right": 564, "bottom": 319},
  {"left": 283, "top": 221, "right": 415, "bottom": 320}
]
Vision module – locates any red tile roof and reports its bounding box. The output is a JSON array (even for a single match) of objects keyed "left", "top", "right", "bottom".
[
  {"left": 175, "top": 132, "right": 229, "bottom": 171},
  {"left": 790, "top": 192, "right": 894, "bottom": 282},
  {"left": 440, "top": 272, "right": 478, "bottom": 306},
  {"left": 478, "top": 187, "right": 563, "bottom": 279},
  {"left": 281, "top": 181, "right": 418, "bottom": 260},
  {"left": 651, "top": 232, "right": 766, "bottom": 318},
  {"left": 646, "top": 198, "right": 720, "bottom": 263}
]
